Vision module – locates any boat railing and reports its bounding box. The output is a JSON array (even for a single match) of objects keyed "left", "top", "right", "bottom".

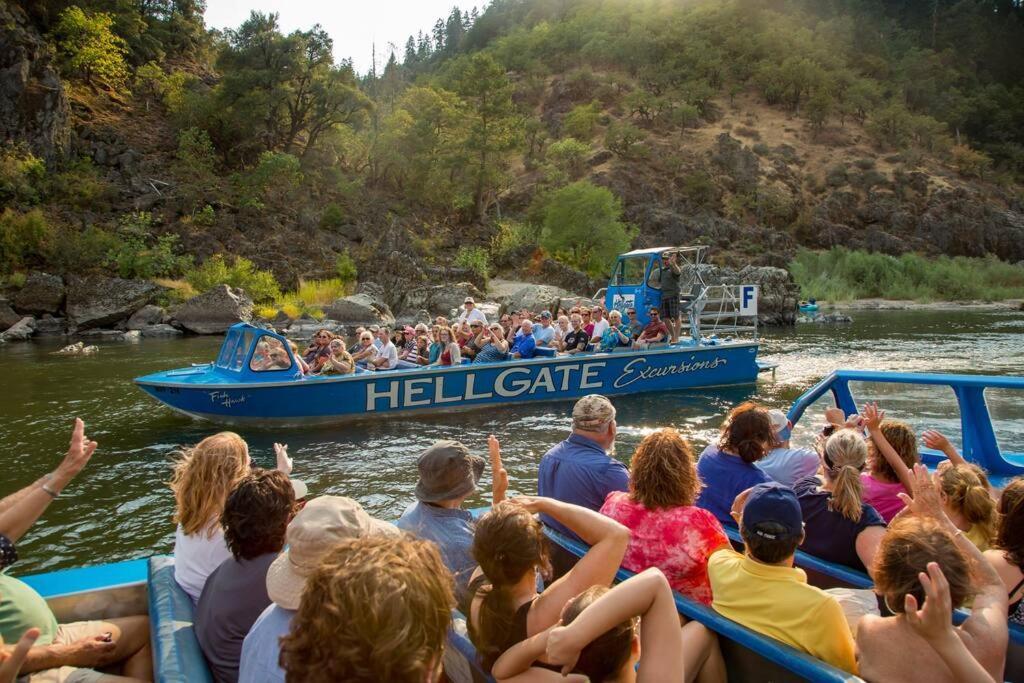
[
  {"left": 787, "top": 369, "right": 1024, "bottom": 478},
  {"left": 688, "top": 284, "right": 760, "bottom": 341}
]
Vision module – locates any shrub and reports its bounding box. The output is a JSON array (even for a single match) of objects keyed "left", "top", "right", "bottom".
[
  {"left": 6, "top": 272, "right": 27, "bottom": 289},
  {"left": 235, "top": 152, "right": 303, "bottom": 208},
  {"left": 454, "top": 246, "right": 490, "bottom": 286},
  {"left": 47, "top": 225, "right": 121, "bottom": 273},
  {"left": 490, "top": 221, "right": 538, "bottom": 262},
  {"left": 151, "top": 278, "right": 197, "bottom": 305},
  {"left": 546, "top": 138, "right": 592, "bottom": 180},
  {"left": 0, "top": 209, "right": 52, "bottom": 273},
  {"left": 193, "top": 205, "right": 216, "bottom": 227},
  {"left": 540, "top": 181, "right": 635, "bottom": 277},
  {"left": 108, "top": 233, "right": 192, "bottom": 280},
  {"left": 184, "top": 255, "right": 281, "bottom": 302},
  {"left": 605, "top": 122, "right": 648, "bottom": 159},
  {"left": 0, "top": 147, "right": 46, "bottom": 205},
  {"left": 321, "top": 203, "right": 345, "bottom": 231},
  {"left": 951, "top": 144, "right": 993, "bottom": 179},
  {"left": 176, "top": 128, "right": 216, "bottom": 175},
  {"left": 790, "top": 248, "right": 1024, "bottom": 301},
  {"left": 295, "top": 279, "right": 346, "bottom": 306},
  {"left": 48, "top": 158, "right": 116, "bottom": 211},
  {"left": 681, "top": 171, "right": 719, "bottom": 209},
  {"left": 51, "top": 6, "right": 128, "bottom": 89},
  {"left": 562, "top": 101, "right": 602, "bottom": 139},
  {"left": 335, "top": 251, "right": 357, "bottom": 284}
]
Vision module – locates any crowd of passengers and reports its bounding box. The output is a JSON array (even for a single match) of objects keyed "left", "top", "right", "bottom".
[
  {"left": 0, "top": 396, "right": 1021, "bottom": 682},
  {"left": 250, "top": 296, "right": 679, "bottom": 375}
]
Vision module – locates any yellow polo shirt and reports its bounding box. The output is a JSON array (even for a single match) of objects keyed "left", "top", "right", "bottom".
[{"left": 708, "top": 548, "right": 858, "bottom": 675}]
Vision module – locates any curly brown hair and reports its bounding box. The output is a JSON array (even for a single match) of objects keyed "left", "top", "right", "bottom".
[
  {"left": 280, "top": 535, "right": 454, "bottom": 683},
  {"left": 629, "top": 428, "right": 701, "bottom": 509},
  {"left": 996, "top": 478, "right": 1024, "bottom": 568},
  {"left": 221, "top": 469, "right": 294, "bottom": 561},
  {"left": 470, "top": 501, "right": 552, "bottom": 671},
  {"left": 718, "top": 401, "right": 774, "bottom": 464},
  {"left": 867, "top": 420, "right": 919, "bottom": 483},
  {"left": 872, "top": 516, "right": 973, "bottom": 612}
]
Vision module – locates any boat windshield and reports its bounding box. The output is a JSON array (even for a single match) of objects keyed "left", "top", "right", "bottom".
[
  {"left": 249, "top": 336, "right": 293, "bottom": 372},
  {"left": 612, "top": 256, "right": 648, "bottom": 286},
  {"left": 215, "top": 329, "right": 241, "bottom": 368}
]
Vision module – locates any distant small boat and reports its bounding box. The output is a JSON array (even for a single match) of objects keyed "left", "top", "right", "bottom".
[{"left": 799, "top": 299, "right": 819, "bottom": 313}]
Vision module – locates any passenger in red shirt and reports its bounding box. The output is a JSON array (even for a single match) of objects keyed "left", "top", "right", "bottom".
[{"left": 636, "top": 308, "right": 669, "bottom": 347}]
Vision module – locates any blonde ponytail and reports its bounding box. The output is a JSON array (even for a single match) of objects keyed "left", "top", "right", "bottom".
[
  {"left": 823, "top": 428, "right": 869, "bottom": 523},
  {"left": 939, "top": 463, "right": 997, "bottom": 544}
]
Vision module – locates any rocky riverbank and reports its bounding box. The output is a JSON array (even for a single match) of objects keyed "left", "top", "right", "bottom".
[{"left": 0, "top": 264, "right": 804, "bottom": 343}]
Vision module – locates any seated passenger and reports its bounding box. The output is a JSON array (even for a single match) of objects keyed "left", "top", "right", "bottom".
[
  {"left": 350, "top": 331, "right": 378, "bottom": 369},
  {"left": 172, "top": 433, "right": 252, "bottom": 603},
  {"left": 861, "top": 403, "right": 920, "bottom": 523},
  {"left": 397, "top": 438, "right": 505, "bottom": 608},
  {"left": 427, "top": 325, "right": 444, "bottom": 364},
  {"left": 598, "top": 310, "right": 631, "bottom": 352},
  {"left": 431, "top": 326, "right": 462, "bottom": 366},
  {"left": 474, "top": 323, "right": 510, "bottom": 363},
  {"left": 280, "top": 536, "right": 454, "bottom": 683},
  {"left": 302, "top": 329, "right": 334, "bottom": 372},
  {"left": 857, "top": 465, "right": 1008, "bottom": 682},
  {"left": 983, "top": 478, "right": 1024, "bottom": 625},
  {"left": 581, "top": 308, "right": 594, "bottom": 337},
  {"left": 600, "top": 429, "right": 728, "bottom": 604},
  {"left": 588, "top": 306, "right": 610, "bottom": 345},
  {"left": 936, "top": 461, "right": 996, "bottom": 551},
  {"left": 492, "top": 568, "right": 726, "bottom": 683},
  {"left": 468, "top": 497, "right": 629, "bottom": 671},
  {"left": 239, "top": 496, "right": 398, "bottom": 683},
  {"left": 414, "top": 334, "right": 432, "bottom": 366},
  {"left": 396, "top": 326, "right": 420, "bottom": 367},
  {"left": 625, "top": 308, "right": 644, "bottom": 341},
  {"left": 695, "top": 402, "right": 773, "bottom": 526},
  {"left": 287, "top": 340, "right": 310, "bottom": 374},
  {"left": 195, "top": 469, "right": 294, "bottom": 683},
  {"left": 0, "top": 420, "right": 153, "bottom": 682},
  {"left": 561, "top": 314, "right": 590, "bottom": 355},
  {"left": 756, "top": 409, "right": 820, "bottom": 487},
  {"left": 510, "top": 320, "right": 537, "bottom": 359},
  {"left": 709, "top": 482, "right": 858, "bottom": 674},
  {"left": 462, "top": 321, "right": 485, "bottom": 360},
  {"left": 636, "top": 308, "right": 669, "bottom": 347},
  {"left": 553, "top": 314, "right": 571, "bottom": 350},
  {"left": 346, "top": 326, "right": 365, "bottom": 354},
  {"left": 533, "top": 310, "right": 555, "bottom": 347},
  {"left": 793, "top": 429, "right": 886, "bottom": 574},
  {"left": 318, "top": 339, "right": 354, "bottom": 375},
  {"left": 371, "top": 326, "right": 399, "bottom": 370}
]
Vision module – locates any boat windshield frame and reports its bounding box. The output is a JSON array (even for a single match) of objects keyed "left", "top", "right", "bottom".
[{"left": 213, "top": 324, "right": 298, "bottom": 378}]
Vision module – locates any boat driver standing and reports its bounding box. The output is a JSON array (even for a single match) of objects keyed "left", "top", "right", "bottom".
[{"left": 660, "top": 251, "right": 683, "bottom": 344}]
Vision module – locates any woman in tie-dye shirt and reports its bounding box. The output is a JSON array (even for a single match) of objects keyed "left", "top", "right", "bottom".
[{"left": 601, "top": 428, "right": 729, "bottom": 604}]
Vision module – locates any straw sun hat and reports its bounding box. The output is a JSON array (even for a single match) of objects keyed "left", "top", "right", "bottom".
[{"left": 265, "top": 495, "right": 398, "bottom": 610}]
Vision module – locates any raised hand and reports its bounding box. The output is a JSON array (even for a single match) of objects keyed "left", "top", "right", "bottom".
[
  {"left": 904, "top": 562, "right": 954, "bottom": 642},
  {"left": 489, "top": 435, "right": 508, "bottom": 506},
  {"left": 824, "top": 407, "right": 846, "bottom": 426},
  {"left": 922, "top": 430, "right": 951, "bottom": 452},
  {"left": 51, "top": 419, "right": 98, "bottom": 490},
  {"left": 862, "top": 402, "right": 885, "bottom": 431},
  {"left": 897, "top": 463, "right": 944, "bottom": 519},
  {"left": 274, "top": 443, "right": 293, "bottom": 475},
  {"left": 0, "top": 628, "right": 39, "bottom": 683}
]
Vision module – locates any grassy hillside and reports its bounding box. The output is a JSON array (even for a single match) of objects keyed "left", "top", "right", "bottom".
[{"left": 2, "top": 0, "right": 1023, "bottom": 306}]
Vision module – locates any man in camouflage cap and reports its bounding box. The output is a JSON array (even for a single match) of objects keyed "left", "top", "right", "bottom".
[{"left": 536, "top": 395, "right": 629, "bottom": 542}]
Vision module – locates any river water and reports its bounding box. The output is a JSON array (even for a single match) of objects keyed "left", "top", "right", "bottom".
[{"left": 3, "top": 308, "right": 1024, "bottom": 574}]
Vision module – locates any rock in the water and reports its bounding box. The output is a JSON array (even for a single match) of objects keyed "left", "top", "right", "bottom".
[
  {"left": 34, "top": 315, "right": 66, "bottom": 336},
  {"left": 13, "top": 272, "right": 65, "bottom": 315},
  {"left": 0, "top": 300, "right": 21, "bottom": 331},
  {"left": 172, "top": 285, "right": 254, "bottom": 334},
  {"left": 123, "top": 330, "right": 141, "bottom": 342},
  {"left": 1, "top": 316, "right": 35, "bottom": 342},
  {"left": 66, "top": 275, "right": 161, "bottom": 330},
  {"left": 81, "top": 345, "right": 99, "bottom": 355},
  {"left": 398, "top": 282, "right": 484, "bottom": 319},
  {"left": 126, "top": 304, "right": 165, "bottom": 330},
  {"left": 322, "top": 292, "right": 395, "bottom": 326},
  {"left": 815, "top": 313, "right": 854, "bottom": 324},
  {"left": 140, "top": 324, "right": 183, "bottom": 337}
]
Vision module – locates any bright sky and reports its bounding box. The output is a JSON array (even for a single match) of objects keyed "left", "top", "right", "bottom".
[{"left": 204, "top": 1, "right": 478, "bottom": 74}]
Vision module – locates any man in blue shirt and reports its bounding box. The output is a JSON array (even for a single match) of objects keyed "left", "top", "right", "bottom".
[
  {"left": 537, "top": 394, "right": 629, "bottom": 540},
  {"left": 510, "top": 319, "right": 538, "bottom": 359},
  {"left": 397, "top": 440, "right": 488, "bottom": 608},
  {"left": 533, "top": 311, "right": 556, "bottom": 347}
]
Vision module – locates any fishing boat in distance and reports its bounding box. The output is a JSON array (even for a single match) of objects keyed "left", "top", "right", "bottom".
[{"left": 135, "top": 246, "right": 773, "bottom": 425}]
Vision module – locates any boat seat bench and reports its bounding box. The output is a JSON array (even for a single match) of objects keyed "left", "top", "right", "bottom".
[{"left": 148, "top": 556, "right": 214, "bottom": 683}]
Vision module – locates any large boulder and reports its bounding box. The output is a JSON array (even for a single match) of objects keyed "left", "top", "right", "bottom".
[
  {"left": 13, "top": 272, "right": 65, "bottom": 314},
  {"left": 172, "top": 285, "right": 254, "bottom": 335},
  {"left": 397, "top": 282, "right": 484, "bottom": 319},
  {"left": 0, "top": 299, "right": 21, "bottom": 331},
  {"left": 322, "top": 292, "right": 395, "bottom": 327},
  {"left": 65, "top": 275, "right": 161, "bottom": 330},
  {"left": 1, "top": 316, "right": 35, "bottom": 342},
  {"left": 33, "top": 314, "right": 66, "bottom": 337},
  {"left": 498, "top": 284, "right": 574, "bottom": 315},
  {"left": 126, "top": 305, "right": 165, "bottom": 330}
]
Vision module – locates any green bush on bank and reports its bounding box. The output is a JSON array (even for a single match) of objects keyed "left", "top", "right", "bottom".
[
  {"left": 790, "top": 248, "right": 1024, "bottom": 302},
  {"left": 184, "top": 255, "right": 281, "bottom": 302}
]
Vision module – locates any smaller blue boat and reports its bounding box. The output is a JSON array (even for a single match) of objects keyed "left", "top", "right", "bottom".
[
  {"left": 799, "top": 298, "right": 819, "bottom": 313},
  {"left": 135, "top": 247, "right": 771, "bottom": 425}
]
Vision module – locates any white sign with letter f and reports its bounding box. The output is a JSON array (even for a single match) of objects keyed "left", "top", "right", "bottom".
[{"left": 739, "top": 285, "right": 759, "bottom": 315}]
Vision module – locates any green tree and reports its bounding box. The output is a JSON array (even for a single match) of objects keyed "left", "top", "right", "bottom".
[
  {"left": 451, "top": 53, "right": 520, "bottom": 220},
  {"left": 540, "top": 181, "right": 635, "bottom": 276},
  {"left": 546, "top": 138, "right": 591, "bottom": 180},
  {"left": 562, "top": 101, "right": 601, "bottom": 139},
  {"left": 51, "top": 6, "right": 129, "bottom": 89},
  {"left": 806, "top": 90, "right": 833, "bottom": 134}
]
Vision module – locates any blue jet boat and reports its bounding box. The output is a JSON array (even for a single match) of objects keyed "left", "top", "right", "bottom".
[{"left": 136, "top": 247, "right": 770, "bottom": 425}]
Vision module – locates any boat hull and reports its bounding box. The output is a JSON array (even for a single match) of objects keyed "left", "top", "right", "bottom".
[{"left": 136, "top": 342, "right": 760, "bottom": 425}]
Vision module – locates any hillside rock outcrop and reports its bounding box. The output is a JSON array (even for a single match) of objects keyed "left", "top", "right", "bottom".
[
  {"left": 172, "top": 285, "right": 253, "bottom": 334},
  {"left": 13, "top": 272, "right": 64, "bottom": 314},
  {"left": 66, "top": 275, "right": 161, "bottom": 330}
]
